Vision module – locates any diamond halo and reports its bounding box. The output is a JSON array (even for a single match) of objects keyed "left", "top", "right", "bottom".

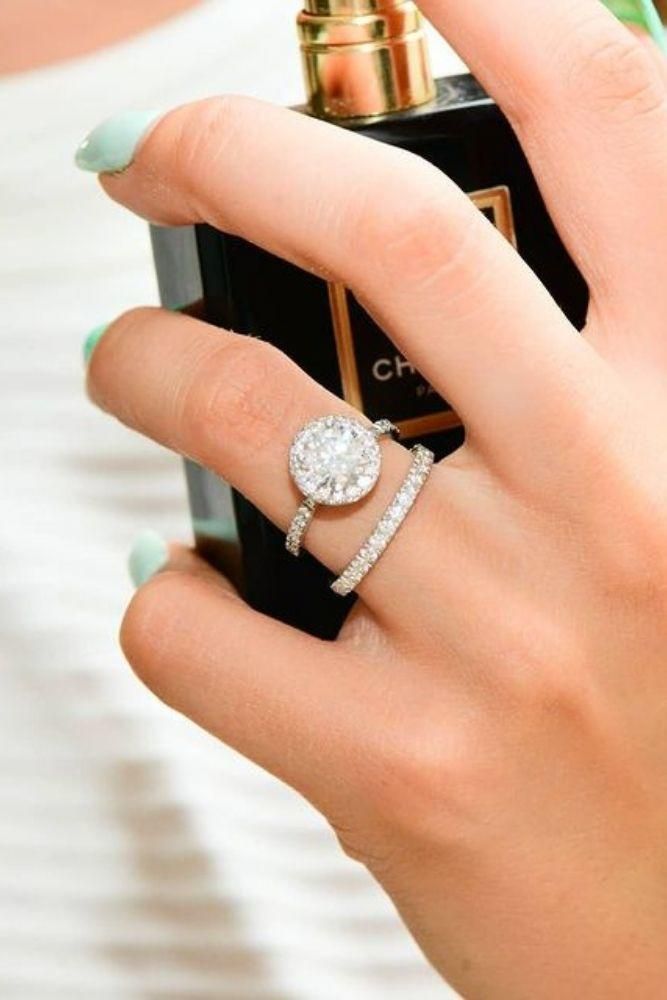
[{"left": 289, "top": 415, "right": 382, "bottom": 507}]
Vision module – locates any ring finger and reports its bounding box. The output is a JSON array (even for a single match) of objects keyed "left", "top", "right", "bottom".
[{"left": 87, "top": 305, "right": 440, "bottom": 618}]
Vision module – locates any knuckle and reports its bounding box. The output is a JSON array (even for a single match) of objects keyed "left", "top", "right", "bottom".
[
  {"left": 360, "top": 676, "right": 591, "bottom": 842},
  {"left": 360, "top": 720, "right": 476, "bottom": 848},
  {"left": 573, "top": 434, "right": 667, "bottom": 602},
  {"left": 352, "top": 161, "right": 481, "bottom": 295},
  {"left": 176, "top": 95, "right": 245, "bottom": 197},
  {"left": 500, "top": 656, "right": 592, "bottom": 728},
  {"left": 594, "top": 508, "right": 667, "bottom": 607},
  {"left": 487, "top": 614, "right": 592, "bottom": 723},
  {"left": 337, "top": 661, "right": 598, "bottom": 863},
  {"left": 565, "top": 27, "right": 666, "bottom": 122},
  {"left": 330, "top": 820, "right": 400, "bottom": 873},
  {"left": 178, "top": 335, "right": 301, "bottom": 462}
]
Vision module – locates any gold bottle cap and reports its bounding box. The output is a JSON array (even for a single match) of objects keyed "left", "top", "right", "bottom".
[{"left": 297, "top": 0, "right": 436, "bottom": 120}]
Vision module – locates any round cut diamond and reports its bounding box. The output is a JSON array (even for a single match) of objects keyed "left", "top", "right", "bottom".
[{"left": 289, "top": 415, "right": 382, "bottom": 506}]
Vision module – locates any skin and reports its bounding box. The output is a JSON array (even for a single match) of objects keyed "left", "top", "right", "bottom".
[
  {"left": 77, "top": 0, "right": 667, "bottom": 996},
  {"left": 0, "top": 0, "right": 201, "bottom": 74}
]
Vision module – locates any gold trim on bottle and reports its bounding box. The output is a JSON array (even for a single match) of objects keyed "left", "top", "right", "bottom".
[
  {"left": 297, "top": 0, "right": 436, "bottom": 120},
  {"left": 327, "top": 282, "right": 364, "bottom": 409},
  {"left": 328, "top": 185, "right": 518, "bottom": 438},
  {"left": 472, "top": 185, "right": 517, "bottom": 249}
]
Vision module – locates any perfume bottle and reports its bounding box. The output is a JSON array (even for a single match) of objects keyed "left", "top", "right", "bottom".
[{"left": 150, "top": 0, "right": 588, "bottom": 640}]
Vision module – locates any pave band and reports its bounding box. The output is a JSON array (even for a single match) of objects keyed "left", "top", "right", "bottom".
[
  {"left": 285, "top": 497, "right": 316, "bottom": 557},
  {"left": 286, "top": 416, "right": 399, "bottom": 558},
  {"left": 331, "top": 444, "right": 434, "bottom": 597}
]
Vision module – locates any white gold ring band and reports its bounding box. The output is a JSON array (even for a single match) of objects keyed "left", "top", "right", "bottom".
[{"left": 331, "top": 444, "right": 434, "bottom": 597}]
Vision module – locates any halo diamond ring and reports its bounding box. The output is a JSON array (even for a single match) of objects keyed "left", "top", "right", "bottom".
[{"left": 285, "top": 415, "right": 399, "bottom": 557}]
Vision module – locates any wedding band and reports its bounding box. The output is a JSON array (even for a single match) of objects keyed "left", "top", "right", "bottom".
[
  {"left": 331, "top": 444, "right": 434, "bottom": 597},
  {"left": 286, "top": 415, "right": 399, "bottom": 557}
]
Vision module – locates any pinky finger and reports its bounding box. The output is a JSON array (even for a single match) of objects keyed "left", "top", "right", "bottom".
[{"left": 120, "top": 535, "right": 381, "bottom": 816}]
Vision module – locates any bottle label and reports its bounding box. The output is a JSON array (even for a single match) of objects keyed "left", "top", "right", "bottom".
[{"left": 328, "top": 185, "right": 516, "bottom": 439}]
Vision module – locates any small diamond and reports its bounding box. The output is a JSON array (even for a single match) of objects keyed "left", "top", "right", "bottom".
[
  {"left": 289, "top": 415, "right": 382, "bottom": 506},
  {"left": 372, "top": 419, "right": 399, "bottom": 439},
  {"left": 331, "top": 444, "right": 435, "bottom": 597}
]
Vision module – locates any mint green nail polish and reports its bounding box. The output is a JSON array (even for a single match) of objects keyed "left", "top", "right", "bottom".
[
  {"left": 74, "top": 109, "right": 163, "bottom": 173},
  {"left": 83, "top": 322, "right": 109, "bottom": 366},
  {"left": 128, "top": 530, "right": 169, "bottom": 588},
  {"left": 192, "top": 517, "right": 239, "bottom": 543},
  {"left": 603, "top": 0, "right": 667, "bottom": 51}
]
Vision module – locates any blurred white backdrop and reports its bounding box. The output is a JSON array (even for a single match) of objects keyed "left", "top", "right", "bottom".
[{"left": 0, "top": 2, "right": 463, "bottom": 996}]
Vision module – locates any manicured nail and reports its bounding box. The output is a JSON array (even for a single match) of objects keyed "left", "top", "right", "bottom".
[
  {"left": 192, "top": 516, "right": 239, "bottom": 543},
  {"left": 128, "top": 530, "right": 169, "bottom": 588},
  {"left": 74, "top": 109, "right": 163, "bottom": 173},
  {"left": 83, "top": 322, "right": 109, "bottom": 366},
  {"left": 603, "top": 0, "right": 666, "bottom": 51}
]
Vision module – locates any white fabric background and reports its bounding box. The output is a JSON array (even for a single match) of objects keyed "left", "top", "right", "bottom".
[{"left": 0, "top": 2, "right": 464, "bottom": 996}]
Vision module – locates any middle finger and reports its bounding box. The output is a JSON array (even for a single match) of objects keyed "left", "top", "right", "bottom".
[
  {"left": 93, "top": 95, "right": 606, "bottom": 469},
  {"left": 420, "top": 0, "right": 667, "bottom": 361}
]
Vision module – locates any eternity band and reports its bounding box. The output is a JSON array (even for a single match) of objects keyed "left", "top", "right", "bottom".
[
  {"left": 286, "top": 416, "right": 399, "bottom": 557},
  {"left": 331, "top": 444, "right": 434, "bottom": 597}
]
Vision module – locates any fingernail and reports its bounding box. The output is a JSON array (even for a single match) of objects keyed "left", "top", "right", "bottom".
[
  {"left": 83, "top": 322, "right": 109, "bottom": 366},
  {"left": 603, "top": 0, "right": 666, "bottom": 51},
  {"left": 74, "top": 109, "right": 163, "bottom": 174},
  {"left": 128, "top": 530, "right": 170, "bottom": 588}
]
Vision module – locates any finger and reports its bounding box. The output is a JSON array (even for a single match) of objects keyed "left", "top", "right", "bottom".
[
  {"left": 89, "top": 95, "right": 604, "bottom": 462},
  {"left": 88, "top": 306, "right": 431, "bottom": 615},
  {"left": 121, "top": 545, "right": 390, "bottom": 817},
  {"left": 419, "top": 0, "right": 667, "bottom": 365}
]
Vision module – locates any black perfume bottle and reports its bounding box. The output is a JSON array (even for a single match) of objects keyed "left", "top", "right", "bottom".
[{"left": 151, "top": 0, "right": 588, "bottom": 640}]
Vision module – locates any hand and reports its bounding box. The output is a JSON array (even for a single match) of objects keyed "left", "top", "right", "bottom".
[{"left": 82, "top": 2, "right": 667, "bottom": 996}]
